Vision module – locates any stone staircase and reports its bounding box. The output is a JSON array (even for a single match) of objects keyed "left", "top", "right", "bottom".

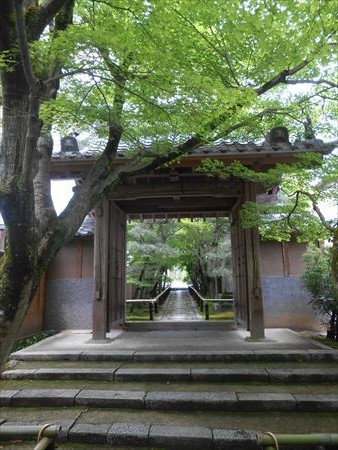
[{"left": 1, "top": 346, "right": 338, "bottom": 449}]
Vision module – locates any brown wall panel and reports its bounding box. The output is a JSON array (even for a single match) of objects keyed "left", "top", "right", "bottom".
[
  {"left": 48, "top": 239, "right": 94, "bottom": 280},
  {"left": 289, "top": 242, "right": 307, "bottom": 276},
  {"left": 82, "top": 239, "right": 94, "bottom": 278},
  {"left": 260, "top": 241, "right": 308, "bottom": 277},
  {"left": 48, "top": 242, "right": 79, "bottom": 279},
  {"left": 260, "top": 241, "right": 284, "bottom": 276},
  {"left": 18, "top": 275, "right": 46, "bottom": 338}
]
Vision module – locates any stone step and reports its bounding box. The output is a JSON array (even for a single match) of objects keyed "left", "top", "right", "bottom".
[
  {"left": 1, "top": 389, "right": 337, "bottom": 412},
  {"left": 10, "top": 349, "right": 338, "bottom": 362},
  {"left": 125, "top": 320, "right": 236, "bottom": 331},
  {"left": 1, "top": 422, "right": 322, "bottom": 450},
  {"left": 67, "top": 423, "right": 257, "bottom": 449},
  {"left": 3, "top": 367, "right": 338, "bottom": 383},
  {"left": 2, "top": 409, "right": 338, "bottom": 442}
]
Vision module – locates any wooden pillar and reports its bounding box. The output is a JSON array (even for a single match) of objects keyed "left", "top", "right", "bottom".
[
  {"left": 244, "top": 181, "right": 265, "bottom": 339},
  {"left": 92, "top": 198, "right": 109, "bottom": 340},
  {"left": 230, "top": 203, "right": 249, "bottom": 329},
  {"left": 108, "top": 202, "right": 126, "bottom": 327},
  {"left": 230, "top": 216, "right": 239, "bottom": 324}
]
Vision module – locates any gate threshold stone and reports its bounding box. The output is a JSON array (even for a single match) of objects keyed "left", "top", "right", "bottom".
[{"left": 2, "top": 389, "right": 338, "bottom": 412}]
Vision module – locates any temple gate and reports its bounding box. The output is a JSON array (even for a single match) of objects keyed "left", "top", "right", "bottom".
[{"left": 51, "top": 129, "right": 329, "bottom": 341}]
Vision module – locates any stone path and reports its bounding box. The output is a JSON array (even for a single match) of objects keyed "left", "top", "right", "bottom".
[{"left": 156, "top": 289, "right": 201, "bottom": 321}]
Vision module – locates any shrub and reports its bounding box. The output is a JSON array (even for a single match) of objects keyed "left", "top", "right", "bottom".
[{"left": 301, "top": 244, "right": 338, "bottom": 341}]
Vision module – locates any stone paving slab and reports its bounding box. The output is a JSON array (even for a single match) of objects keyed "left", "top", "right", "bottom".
[
  {"left": 145, "top": 391, "right": 238, "bottom": 411},
  {"left": 267, "top": 368, "right": 338, "bottom": 383},
  {"left": 35, "top": 368, "right": 117, "bottom": 380},
  {"left": 0, "top": 391, "right": 19, "bottom": 407},
  {"left": 81, "top": 350, "right": 135, "bottom": 361},
  {"left": 149, "top": 425, "right": 212, "bottom": 450},
  {"left": 237, "top": 393, "right": 296, "bottom": 411},
  {"left": 1, "top": 369, "right": 38, "bottom": 379},
  {"left": 10, "top": 350, "right": 81, "bottom": 361},
  {"left": 294, "top": 393, "right": 338, "bottom": 412},
  {"left": 75, "top": 389, "right": 145, "bottom": 408},
  {"left": 213, "top": 429, "right": 260, "bottom": 449},
  {"left": 108, "top": 422, "right": 150, "bottom": 446},
  {"left": 191, "top": 368, "right": 269, "bottom": 382},
  {"left": 252, "top": 350, "right": 338, "bottom": 362},
  {"left": 68, "top": 423, "right": 111, "bottom": 444},
  {"left": 11, "top": 389, "right": 80, "bottom": 407},
  {"left": 114, "top": 368, "right": 191, "bottom": 381},
  {"left": 132, "top": 350, "right": 258, "bottom": 362}
]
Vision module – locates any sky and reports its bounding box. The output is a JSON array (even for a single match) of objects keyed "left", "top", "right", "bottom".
[{"left": 51, "top": 179, "right": 76, "bottom": 215}]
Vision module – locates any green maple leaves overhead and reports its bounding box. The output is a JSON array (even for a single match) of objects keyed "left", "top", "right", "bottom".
[{"left": 32, "top": 0, "right": 336, "bottom": 147}]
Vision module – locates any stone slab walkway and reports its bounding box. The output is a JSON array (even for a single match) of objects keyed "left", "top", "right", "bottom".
[{"left": 156, "top": 289, "right": 201, "bottom": 321}]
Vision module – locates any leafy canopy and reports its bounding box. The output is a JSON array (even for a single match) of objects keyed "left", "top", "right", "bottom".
[
  {"left": 200, "top": 152, "right": 338, "bottom": 242},
  {"left": 27, "top": 0, "right": 337, "bottom": 150}
]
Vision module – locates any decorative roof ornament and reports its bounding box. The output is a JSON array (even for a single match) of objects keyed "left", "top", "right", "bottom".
[
  {"left": 265, "top": 127, "right": 290, "bottom": 145},
  {"left": 61, "top": 134, "right": 80, "bottom": 153}
]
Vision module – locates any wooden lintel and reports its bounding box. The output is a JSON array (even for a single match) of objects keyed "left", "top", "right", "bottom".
[
  {"left": 109, "top": 180, "right": 243, "bottom": 201},
  {"left": 114, "top": 196, "right": 235, "bottom": 215}
]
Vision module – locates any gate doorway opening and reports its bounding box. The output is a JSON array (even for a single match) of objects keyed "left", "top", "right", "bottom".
[{"left": 125, "top": 217, "right": 234, "bottom": 323}]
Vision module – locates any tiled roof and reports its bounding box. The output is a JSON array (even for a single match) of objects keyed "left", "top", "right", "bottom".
[
  {"left": 51, "top": 138, "right": 329, "bottom": 161},
  {"left": 192, "top": 139, "right": 326, "bottom": 154}
]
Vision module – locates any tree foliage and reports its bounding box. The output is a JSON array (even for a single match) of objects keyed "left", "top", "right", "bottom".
[
  {"left": 201, "top": 152, "right": 337, "bottom": 242},
  {"left": 127, "top": 218, "right": 232, "bottom": 298},
  {"left": 301, "top": 244, "right": 338, "bottom": 340},
  {"left": 127, "top": 220, "right": 179, "bottom": 298},
  {"left": 0, "top": 0, "right": 337, "bottom": 369}
]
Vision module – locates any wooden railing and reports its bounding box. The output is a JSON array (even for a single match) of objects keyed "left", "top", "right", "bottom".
[
  {"left": 125, "top": 286, "right": 171, "bottom": 320},
  {"left": 188, "top": 286, "right": 234, "bottom": 320}
]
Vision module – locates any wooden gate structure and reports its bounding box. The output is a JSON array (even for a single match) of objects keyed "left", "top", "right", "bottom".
[{"left": 51, "top": 130, "right": 329, "bottom": 341}]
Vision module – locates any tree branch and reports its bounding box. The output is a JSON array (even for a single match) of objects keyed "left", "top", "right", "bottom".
[
  {"left": 33, "top": 0, "right": 68, "bottom": 37},
  {"left": 213, "top": 107, "right": 278, "bottom": 139},
  {"left": 285, "top": 189, "right": 335, "bottom": 232},
  {"left": 255, "top": 60, "right": 309, "bottom": 95},
  {"left": 13, "top": 0, "right": 38, "bottom": 89},
  {"left": 284, "top": 79, "right": 338, "bottom": 88}
]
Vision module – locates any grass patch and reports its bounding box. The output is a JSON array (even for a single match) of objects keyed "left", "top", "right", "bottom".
[
  {"left": 311, "top": 336, "right": 338, "bottom": 349},
  {"left": 208, "top": 311, "right": 234, "bottom": 320},
  {"left": 12, "top": 330, "right": 56, "bottom": 352},
  {"left": 125, "top": 304, "right": 151, "bottom": 321},
  {"left": 206, "top": 303, "right": 234, "bottom": 320}
]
